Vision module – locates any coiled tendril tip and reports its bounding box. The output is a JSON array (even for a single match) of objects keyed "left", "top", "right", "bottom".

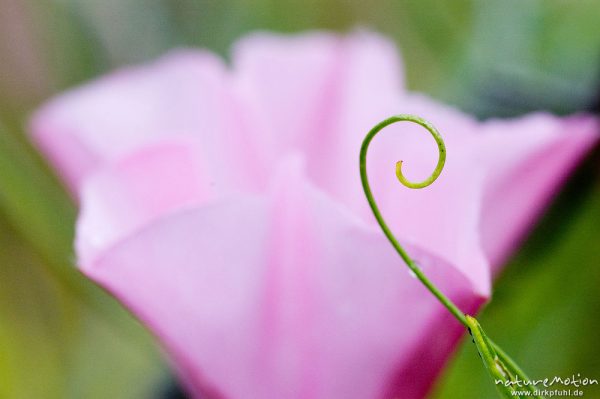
[{"left": 361, "top": 115, "right": 446, "bottom": 190}]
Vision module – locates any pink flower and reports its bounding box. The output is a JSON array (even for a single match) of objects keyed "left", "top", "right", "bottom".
[{"left": 30, "top": 32, "right": 598, "bottom": 398}]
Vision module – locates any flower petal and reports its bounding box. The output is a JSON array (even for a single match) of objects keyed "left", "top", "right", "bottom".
[
  {"left": 79, "top": 156, "right": 485, "bottom": 399},
  {"left": 30, "top": 50, "right": 259, "bottom": 193},
  {"left": 76, "top": 139, "right": 217, "bottom": 264},
  {"left": 232, "top": 31, "right": 404, "bottom": 191},
  {"left": 474, "top": 113, "right": 599, "bottom": 269}
]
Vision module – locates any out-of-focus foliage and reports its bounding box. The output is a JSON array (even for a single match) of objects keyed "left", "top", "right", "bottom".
[
  {"left": 0, "top": 0, "right": 598, "bottom": 398},
  {"left": 0, "top": 119, "right": 168, "bottom": 398}
]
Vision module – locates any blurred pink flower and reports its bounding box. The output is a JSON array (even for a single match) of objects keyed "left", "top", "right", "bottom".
[{"left": 30, "top": 32, "right": 597, "bottom": 398}]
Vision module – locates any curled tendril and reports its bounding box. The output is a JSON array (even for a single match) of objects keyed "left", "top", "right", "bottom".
[
  {"left": 362, "top": 115, "right": 446, "bottom": 189},
  {"left": 359, "top": 115, "right": 542, "bottom": 399},
  {"left": 359, "top": 114, "right": 464, "bottom": 324},
  {"left": 391, "top": 117, "right": 446, "bottom": 189}
]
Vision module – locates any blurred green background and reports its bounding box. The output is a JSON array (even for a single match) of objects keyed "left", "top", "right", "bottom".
[{"left": 0, "top": 1, "right": 598, "bottom": 398}]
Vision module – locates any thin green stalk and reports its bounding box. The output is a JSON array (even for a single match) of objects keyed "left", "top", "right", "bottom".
[
  {"left": 359, "top": 115, "right": 465, "bottom": 324},
  {"left": 359, "top": 115, "right": 543, "bottom": 399}
]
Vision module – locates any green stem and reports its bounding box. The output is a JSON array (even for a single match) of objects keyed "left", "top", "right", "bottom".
[
  {"left": 359, "top": 115, "right": 466, "bottom": 325},
  {"left": 360, "top": 115, "right": 543, "bottom": 399}
]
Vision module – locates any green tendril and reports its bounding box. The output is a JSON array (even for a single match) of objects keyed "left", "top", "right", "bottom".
[
  {"left": 359, "top": 115, "right": 464, "bottom": 324},
  {"left": 360, "top": 115, "right": 544, "bottom": 399}
]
